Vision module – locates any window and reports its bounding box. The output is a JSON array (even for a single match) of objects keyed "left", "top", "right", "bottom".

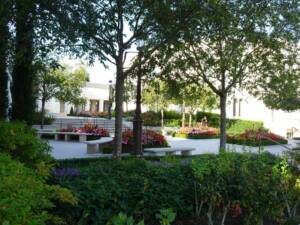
[
  {"left": 233, "top": 98, "right": 237, "bottom": 117},
  {"left": 59, "top": 101, "right": 65, "bottom": 113}
]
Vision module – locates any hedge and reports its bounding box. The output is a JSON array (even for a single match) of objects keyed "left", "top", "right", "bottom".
[{"left": 52, "top": 153, "right": 300, "bottom": 225}]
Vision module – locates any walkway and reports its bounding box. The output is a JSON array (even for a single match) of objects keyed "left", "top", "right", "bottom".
[{"left": 49, "top": 136, "right": 293, "bottom": 160}]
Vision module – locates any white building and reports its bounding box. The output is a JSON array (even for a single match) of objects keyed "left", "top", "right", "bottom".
[
  {"left": 227, "top": 90, "right": 300, "bottom": 136},
  {"left": 43, "top": 82, "right": 111, "bottom": 116}
]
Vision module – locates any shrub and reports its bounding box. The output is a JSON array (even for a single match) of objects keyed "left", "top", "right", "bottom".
[
  {"left": 53, "top": 154, "right": 299, "bottom": 225},
  {"left": 52, "top": 159, "right": 193, "bottom": 225},
  {"left": 192, "top": 153, "right": 291, "bottom": 225},
  {"left": 142, "top": 111, "right": 160, "bottom": 126},
  {"left": 195, "top": 111, "right": 220, "bottom": 127},
  {"left": 0, "top": 121, "right": 52, "bottom": 167},
  {"left": 227, "top": 129, "right": 288, "bottom": 146},
  {"left": 122, "top": 130, "right": 169, "bottom": 150},
  {"left": 0, "top": 153, "right": 76, "bottom": 225}
]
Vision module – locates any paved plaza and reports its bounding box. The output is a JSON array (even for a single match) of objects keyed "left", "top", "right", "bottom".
[{"left": 49, "top": 136, "right": 293, "bottom": 160}]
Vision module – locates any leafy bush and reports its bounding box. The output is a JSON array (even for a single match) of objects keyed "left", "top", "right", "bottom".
[
  {"left": 195, "top": 111, "right": 220, "bottom": 127},
  {"left": 52, "top": 159, "right": 193, "bottom": 225},
  {"left": 33, "top": 111, "right": 55, "bottom": 125},
  {"left": 192, "top": 153, "right": 297, "bottom": 225},
  {"left": 227, "top": 129, "right": 288, "bottom": 146},
  {"left": 53, "top": 154, "right": 300, "bottom": 225},
  {"left": 0, "top": 121, "right": 52, "bottom": 167},
  {"left": 0, "top": 153, "right": 77, "bottom": 225}
]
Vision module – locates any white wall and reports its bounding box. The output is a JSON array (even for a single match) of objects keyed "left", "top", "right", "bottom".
[{"left": 227, "top": 90, "right": 300, "bottom": 136}]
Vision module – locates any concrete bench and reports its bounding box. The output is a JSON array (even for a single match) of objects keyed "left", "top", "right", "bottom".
[
  {"left": 144, "top": 147, "right": 195, "bottom": 156},
  {"left": 84, "top": 137, "right": 114, "bottom": 154}
]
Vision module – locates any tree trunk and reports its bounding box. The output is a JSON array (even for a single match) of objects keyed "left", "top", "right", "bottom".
[
  {"left": 181, "top": 101, "right": 185, "bottom": 128},
  {"left": 113, "top": 69, "right": 125, "bottom": 158},
  {"left": 11, "top": 0, "right": 36, "bottom": 125},
  {"left": 189, "top": 113, "right": 192, "bottom": 128},
  {"left": 40, "top": 97, "right": 46, "bottom": 129},
  {"left": 219, "top": 93, "right": 227, "bottom": 151},
  {"left": 161, "top": 109, "right": 164, "bottom": 128},
  {"left": 0, "top": 17, "right": 9, "bottom": 120}
]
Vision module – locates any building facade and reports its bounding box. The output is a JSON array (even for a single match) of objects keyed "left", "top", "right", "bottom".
[
  {"left": 42, "top": 82, "right": 112, "bottom": 116},
  {"left": 227, "top": 90, "right": 300, "bottom": 136}
]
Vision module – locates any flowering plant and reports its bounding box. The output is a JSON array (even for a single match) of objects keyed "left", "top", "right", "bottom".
[
  {"left": 122, "top": 130, "right": 168, "bottom": 148},
  {"left": 59, "top": 123, "right": 109, "bottom": 137},
  {"left": 175, "top": 127, "right": 219, "bottom": 139},
  {"left": 227, "top": 129, "right": 287, "bottom": 146}
]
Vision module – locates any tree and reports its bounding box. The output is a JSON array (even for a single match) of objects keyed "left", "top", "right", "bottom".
[
  {"left": 37, "top": 62, "right": 88, "bottom": 128},
  {"left": 47, "top": 0, "right": 161, "bottom": 157},
  {"left": 0, "top": 0, "right": 12, "bottom": 120},
  {"left": 249, "top": 47, "right": 300, "bottom": 111},
  {"left": 155, "top": 1, "right": 300, "bottom": 150},
  {"left": 164, "top": 79, "right": 218, "bottom": 127},
  {"left": 142, "top": 80, "right": 172, "bottom": 128}
]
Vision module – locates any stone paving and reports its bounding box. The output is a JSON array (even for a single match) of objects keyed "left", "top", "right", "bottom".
[{"left": 49, "top": 136, "right": 293, "bottom": 160}]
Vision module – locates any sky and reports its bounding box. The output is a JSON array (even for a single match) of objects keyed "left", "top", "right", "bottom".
[{"left": 61, "top": 46, "right": 138, "bottom": 85}]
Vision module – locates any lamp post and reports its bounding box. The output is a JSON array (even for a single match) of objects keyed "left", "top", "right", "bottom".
[
  {"left": 124, "top": 48, "right": 143, "bottom": 157},
  {"left": 108, "top": 80, "right": 113, "bottom": 120},
  {"left": 133, "top": 52, "right": 143, "bottom": 157}
]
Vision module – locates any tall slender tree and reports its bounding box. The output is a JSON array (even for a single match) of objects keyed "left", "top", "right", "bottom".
[
  {"left": 0, "top": 0, "right": 12, "bottom": 120},
  {"left": 11, "top": 0, "right": 36, "bottom": 124}
]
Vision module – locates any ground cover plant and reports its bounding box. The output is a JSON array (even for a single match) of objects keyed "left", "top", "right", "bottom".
[
  {"left": 227, "top": 129, "right": 288, "bottom": 146},
  {"left": 52, "top": 153, "right": 300, "bottom": 225}
]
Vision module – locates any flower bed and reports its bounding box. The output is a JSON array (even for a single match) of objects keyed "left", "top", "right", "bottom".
[
  {"left": 174, "top": 127, "right": 219, "bottom": 139},
  {"left": 227, "top": 129, "right": 288, "bottom": 146},
  {"left": 58, "top": 123, "right": 109, "bottom": 140},
  {"left": 122, "top": 130, "right": 169, "bottom": 149}
]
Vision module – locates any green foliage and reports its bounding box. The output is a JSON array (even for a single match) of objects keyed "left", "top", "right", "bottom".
[
  {"left": 33, "top": 111, "right": 55, "bottom": 125},
  {"left": 0, "top": 121, "right": 52, "bottom": 167},
  {"left": 155, "top": 209, "right": 176, "bottom": 225},
  {"left": 53, "top": 159, "right": 193, "bottom": 225},
  {"left": 0, "top": 153, "right": 77, "bottom": 225},
  {"left": 192, "top": 153, "right": 295, "bottom": 225},
  {"left": 227, "top": 119, "right": 264, "bottom": 135},
  {"left": 53, "top": 153, "right": 300, "bottom": 224},
  {"left": 195, "top": 111, "right": 264, "bottom": 133},
  {"left": 195, "top": 111, "right": 221, "bottom": 127},
  {"left": 107, "top": 213, "right": 144, "bottom": 225}
]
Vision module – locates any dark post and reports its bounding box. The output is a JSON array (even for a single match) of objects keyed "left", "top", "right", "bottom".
[
  {"left": 133, "top": 53, "right": 143, "bottom": 157},
  {"left": 108, "top": 80, "right": 112, "bottom": 120}
]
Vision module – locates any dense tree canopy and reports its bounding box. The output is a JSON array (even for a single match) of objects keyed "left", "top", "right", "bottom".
[{"left": 152, "top": 0, "right": 300, "bottom": 150}]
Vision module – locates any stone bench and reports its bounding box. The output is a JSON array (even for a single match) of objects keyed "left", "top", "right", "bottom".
[
  {"left": 37, "top": 130, "right": 100, "bottom": 142},
  {"left": 84, "top": 137, "right": 114, "bottom": 154},
  {"left": 144, "top": 147, "right": 195, "bottom": 156}
]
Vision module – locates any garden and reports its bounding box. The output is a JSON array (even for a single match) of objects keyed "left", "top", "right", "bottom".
[{"left": 1, "top": 122, "right": 299, "bottom": 225}]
